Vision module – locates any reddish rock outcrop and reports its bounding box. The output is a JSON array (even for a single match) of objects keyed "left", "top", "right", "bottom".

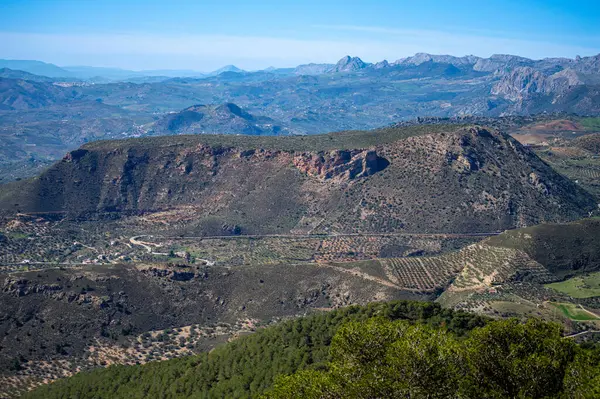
[{"left": 293, "top": 149, "right": 389, "bottom": 181}]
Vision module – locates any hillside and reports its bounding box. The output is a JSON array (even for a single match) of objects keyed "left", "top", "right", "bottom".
[
  {"left": 19, "top": 302, "right": 600, "bottom": 399},
  {"left": 0, "top": 261, "right": 425, "bottom": 381},
  {"left": 2, "top": 216, "right": 600, "bottom": 395},
  {"left": 0, "top": 125, "right": 595, "bottom": 235},
  {"left": 573, "top": 133, "right": 600, "bottom": 154},
  {"left": 0, "top": 68, "right": 54, "bottom": 83},
  {"left": 507, "top": 118, "right": 600, "bottom": 199},
  {"left": 0, "top": 100, "right": 153, "bottom": 183},
  {"left": 150, "top": 103, "right": 289, "bottom": 136},
  {"left": 0, "top": 60, "right": 72, "bottom": 79},
  {"left": 0, "top": 78, "right": 80, "bottom": 110},
  {"left": 437, "top": 219, "right": 600, "bottom": 326},
  {"left": 16, "top": 301, "right": 487, "bottom": 399},
  {"left": 486, "top": 218, "right": 600, "bottom": 276}
]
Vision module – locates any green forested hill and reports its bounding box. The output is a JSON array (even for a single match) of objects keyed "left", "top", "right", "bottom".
[
  {"left": 24, "top": 302, "right": 486, "bottom": 399},
  {"left": 23, "top": 300, "right": 600, "bottom": 399}
]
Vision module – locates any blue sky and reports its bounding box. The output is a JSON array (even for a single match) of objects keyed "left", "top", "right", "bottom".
[{"left": 1, "top": 0, "right": 599, "bottom": 71}]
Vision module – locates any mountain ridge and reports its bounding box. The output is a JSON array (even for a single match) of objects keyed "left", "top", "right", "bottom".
[
  {"left": 0, "top": 124, "right": 595, "bottom": 236},
  {"left": 4, "top": 52, "right": 600, "bottom": 81}
]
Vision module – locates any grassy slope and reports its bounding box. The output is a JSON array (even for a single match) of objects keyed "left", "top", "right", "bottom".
[
  {"left": 546, "top": 272, "right": 600, "bottom": 298},
  {"left": 579, "top": 117, "right": 600, "bottom": 131},
  {"left": 549, "top": 302, "right": 600, "bottom": 321},
  {"left": 81, "top": 123, "right": 460, "bottom": 153}
]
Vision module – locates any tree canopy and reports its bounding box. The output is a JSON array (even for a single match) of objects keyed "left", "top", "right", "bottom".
[{"left": 264, "top": 318, "right": 600, "bottom": 399}]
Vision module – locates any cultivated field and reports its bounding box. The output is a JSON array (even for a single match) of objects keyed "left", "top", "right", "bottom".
[{"left": 546, "top": 272, "right": 600, "bottom": 298}]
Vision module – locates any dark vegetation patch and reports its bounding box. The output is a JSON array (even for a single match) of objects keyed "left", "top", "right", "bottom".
[{"left": 22, "top": 301, "right": 488, "bottom": 399}]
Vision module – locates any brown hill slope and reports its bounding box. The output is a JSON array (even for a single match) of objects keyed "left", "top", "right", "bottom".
[
  {"left": 0, "top": 125, "right": 595, "bottom": 234},
  {"left": 573, "top": 133, "right": 600, "bottom": 154}
]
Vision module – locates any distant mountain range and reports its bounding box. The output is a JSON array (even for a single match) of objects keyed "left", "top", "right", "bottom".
[
  {"left": 0, "top": 59, "right": 246, "bottom": 82},
  {"left": 4, "top": 52, "right": 600, "bottom": 82},
  {"left": 0, "top": 67, "right": 55, "bottom": 82},
  {"left": 0, "top": 59, "right": 74, "bottom": 78},
  {"left": 1, "top": 51, "right": 600, "bottom": 181}
]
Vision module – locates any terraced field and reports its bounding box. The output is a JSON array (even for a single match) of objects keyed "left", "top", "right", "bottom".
[
  {"left": 579, "top": 168, "right": 600, "bottom": 179},
  {"left": 448, "top": 245, "right": 555, "bottom": 290},
  {"left": 380, "top": 257, "right": 459, "bottom": 291},
  {"left": 380, "top": 244, "right": 555, "bottom": 294},
  {"left": 0, "top": 214, "right": 483, "bottom": 270}
]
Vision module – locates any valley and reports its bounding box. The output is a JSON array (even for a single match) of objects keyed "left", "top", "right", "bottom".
[
  {"left": 2, "top": 216, "right": 600, "bottom": 397},
  {"left": 3, "top": 1, "right": 600, "bottom": 396},
  {"left": 1, "top": 119, "right": 600, "bottom": 397}
]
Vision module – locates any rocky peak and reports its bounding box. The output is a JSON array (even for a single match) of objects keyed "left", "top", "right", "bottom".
[
  {"left": 402, "top": 53, "right": 434, "bottom": 65},
  {"left": 394, "top": 53, "right": 480, "bottom": 67},
  {"left": 293, "top": 63, "right": 335, "bottom": 75},
  {"left": 571, "top": 53, "right": 600, "bottom": 74},
  {"left": 490, "top": 54, "right": 533, "bottom": 63},
  {"left": 373, "top": 60, "right": 390, "bottom": 69},
  {"left": 334, "top": 56, "right": 368, "bottom": 72}
]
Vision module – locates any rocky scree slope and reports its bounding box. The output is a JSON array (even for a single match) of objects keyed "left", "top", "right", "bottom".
[{"left": 0, "top": 125, "right": 595, "bottom": 234}]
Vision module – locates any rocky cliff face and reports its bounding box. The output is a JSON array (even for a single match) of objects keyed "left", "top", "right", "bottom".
[
  {"left": 491, "top": 67, "right": 584, "bottom": 102},
  {"left": 292, "top": 149, "right": 389, "bottom": 180}
]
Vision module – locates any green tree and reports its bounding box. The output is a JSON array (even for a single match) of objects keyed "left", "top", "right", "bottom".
[
  {"left": 563, "top": 349, "right": 600, "bottom": 399},
  {"left": 265, "top": 319, "right": 465, "bottom": 398},
  {"left": 461, "top": 318, "right": 576, "bottom": 398}
]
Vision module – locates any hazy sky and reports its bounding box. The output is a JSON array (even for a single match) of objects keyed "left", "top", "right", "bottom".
[{"left": 1, "top": 0, "right": 599, "bottom": 71}]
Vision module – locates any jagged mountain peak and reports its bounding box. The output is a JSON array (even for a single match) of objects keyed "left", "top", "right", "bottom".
[
  {"left": 334, "top": 55, "right": 368, "bottom": 72},
  {"left": 490, "top": 54, "right": 533, "bottom": 62},
  {"left": 393, "top": 53, "right": 482, "bottom": 67}
]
